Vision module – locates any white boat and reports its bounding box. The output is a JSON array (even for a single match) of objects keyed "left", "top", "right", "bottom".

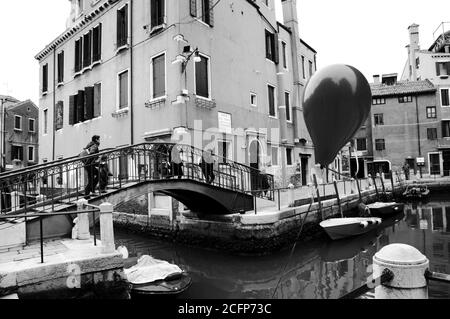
[{"left": 320, "top": 217, "right": 382, "bottom": 241}]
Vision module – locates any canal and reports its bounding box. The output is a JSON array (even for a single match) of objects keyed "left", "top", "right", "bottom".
[{"left": 115, "top": 195, "right": 450, "bottom": 299}]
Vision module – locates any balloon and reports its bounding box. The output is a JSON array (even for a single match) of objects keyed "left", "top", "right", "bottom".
[{"left": 302, "top": 64, "right": 372, "bottom": 167}]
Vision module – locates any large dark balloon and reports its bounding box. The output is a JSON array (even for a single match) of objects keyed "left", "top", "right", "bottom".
[{"left": 302, "top": 64, "right": 372, "bottom": 167}]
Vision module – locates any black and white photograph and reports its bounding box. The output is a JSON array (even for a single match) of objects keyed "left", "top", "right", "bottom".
[{"left": 0, "top": 0, "right": 450, "bottom": 308}]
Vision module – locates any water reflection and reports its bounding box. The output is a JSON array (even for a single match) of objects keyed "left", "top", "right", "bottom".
[{"left": 115, "top": 196, "right": 450, "bottom": 299}]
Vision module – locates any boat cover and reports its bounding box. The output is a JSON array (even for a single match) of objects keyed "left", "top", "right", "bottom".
[{"left": 124, "top": 255, "right": 183, "bottom": 285}]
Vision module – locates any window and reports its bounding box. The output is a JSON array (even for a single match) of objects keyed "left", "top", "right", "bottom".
[
  {"left": 426, "top": 106, "right": 437, "bottom": 118},
  {"left": 427, "top": 128, "right": 438, "bottom": 140},
  {"left": 14, "top": 115, "right": 22, "bottom": 131},
  {"left": 301, "top": 56, "right": 305, "bottom": 79},
  {"left": 83, "top": 31, "right": 92, "bottom": 68},
  {"left": 372, "top": 98, "right": 386, "bottom": 105},
  {"left": 57, "top": 51, "right": 64, "bottom": 84},
  {"left": 218, "top": 140, "right": 231, "bottom": 164},
  {"left": 43, "top": 110, "right": 48, "bottom": 134},
  {"left": 271, "top": 146, "right": 278, "bottom": 166},
  {"left": 263, "top": 0, "right": 269, "bottom": 6},
  {"left": 375, "top": 139, "right": 385, "bottom": 151},
  {"left": 12, "top": 146, "right": 23, "bottom": 161},
  {"left": 117, "top": 4, "right": 128, "bottom": 48},
  {"left": 416, "top": 57, "right": 420, "bottom": 69},
  {"left": 398, "top": 95, "right": 413, "bottom": 103},
  {"left": 28, "top": 118, "right": 35, "bottom": 133},
  {"left": 151, "top": 53, "right": 166, "bottom": 99},
  {"left": 201, "top": 0, "right": 213, "bottom": 26},
  {"left": 286, "top": 148, "right": 293, "bottom": 166},
  {"left": 92, "top": 24, "right": 102, "bottom": 63},
  {"left": 250, "top": 93, "right": 257, "bottom": 107},
  {"left": 28, "top": 146, "right": 35, "bottom": 162},
  {"left": 282, "top": 41, "right": 287, "bottom": 69},
  {"left": 285, "top": 92, "right": 291, "bottom": 122},
  {"left": 309, "top": 60, "right": 313, "bottom": 78},
  {"left": 268, "top": 85, "right": 276, "bottom": 117},
  {"left": 118, "top": 70, "right": 129, "bottom": 109},
  {"left": 442, "top": 120, "right": 450, "bottom": 138},
  {"left": 441, "top": 89, "right": 449, "bottom": 107},
  {"left": 74, "top": 38, "right": 83, "bottom": 73},
  {"left": 195, "top": 54, "right": 210, "bottom": 99},
  {"left": 265, "top": 30, "right": 277, "bottom": 63},
  {"left": 151, "top": 0, "right": 165, "bottom": 29},
  {"left": 374, "top": 113, "right": 384, "bottom": 126},
  {"left": 76, "top": 0, "right": 83, "bottom": 16},
  {"left": 42, "top": 64, "right": 48, "bottom": 93},
  {"left": 93, "top": 83, "right": 102, "bottom": 117},
  {"left": 356, "top": 138, "right": 367, "bottom": 151},
  {"left": 55, "top": 101, "right": 63, "bottom": 130},
  {"left": 436, "top": 61, "right": 450, "bottom": 76}
]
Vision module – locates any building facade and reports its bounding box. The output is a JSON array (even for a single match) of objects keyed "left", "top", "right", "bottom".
[
  {"left": 368, "top": 78, "right": 442, "bottom": 177},
  {"left": 0, "top": 96, "right": 39, "bottom": 170},
  {"left": 35, "top": 0, "right": 318, "bottom": 188},
  {"left": 401, "top": 23, "right": 450, "bottom": 175}
]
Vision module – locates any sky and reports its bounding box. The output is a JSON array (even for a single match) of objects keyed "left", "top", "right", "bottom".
[{"left": 0, "top": 0, "right": 449, "bottom": 104}]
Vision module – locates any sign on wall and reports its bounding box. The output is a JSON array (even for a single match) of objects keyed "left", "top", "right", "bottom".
[{"left": 218, "top": 112, "right": 232, "bottom": 134}]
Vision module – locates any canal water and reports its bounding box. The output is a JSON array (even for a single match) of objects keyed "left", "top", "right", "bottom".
[{"left": 115, "top": 195, "right": 450, "bottom": 299}]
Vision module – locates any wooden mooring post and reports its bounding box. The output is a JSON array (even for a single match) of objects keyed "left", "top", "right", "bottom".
[
  {"left": 333, "top": 181, "right": 343, "bottom": 218},
  {"left": 372, "top": 175, "right": 379, "bottom": 200},
  {"left": 313, "top": 174, "right": 323, "bottom": 221}
]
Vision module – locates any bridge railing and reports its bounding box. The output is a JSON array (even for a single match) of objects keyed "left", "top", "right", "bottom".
[{"left": 0, "top": 143, "right": 274, "bottom": 215}]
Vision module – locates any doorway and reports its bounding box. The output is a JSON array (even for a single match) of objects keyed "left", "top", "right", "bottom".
[
  {"left": 249, "top": 139, "right": 261, "bottom": 190},
  {"left": 301, "top": 156, "right": 309, "bottom": 186},
  {"left": 406, "top": 158, "right": 416, "bottom": 175},
  {"left": 429, "top": 153, "right": 441, "bottom": 175}
]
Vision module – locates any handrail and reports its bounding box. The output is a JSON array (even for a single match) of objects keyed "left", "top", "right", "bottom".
[
  {"left": 0, "top": 207, "right": 100, "bottom": 264},
  {"left": 0, "top": 142, "right": 272, "bottom": 181}
]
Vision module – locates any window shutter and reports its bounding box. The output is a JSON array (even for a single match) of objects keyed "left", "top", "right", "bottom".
[
  {"left": 436, "top": 62, "right": 441, "bottom": 76},
  {"left": 209, "top": 0, "right": 214, "bottom": 26},
  {"left": 94, "top": 83, "right": 101, "bottom": 117},
  {"left": 151, "top": 0, "right": 157, "bottom": 28},
  {"left": 84, "top": 86, "right": 94, "bottom": 120},
  {"left": 69, "top": 95, "right": 75, "bottom": 125},
  {"left": 98, "top": 24, "right": 102, "bottom": 60},
  {"left": 274, "top": 33, "right": 279, "bottom": 64},
  {"left": 446, "top": 62, "right": 450, "bottom": 75},
  {"left": 190, "top": 0, "right": 197, "bottom": 17},
  {"left": 55, "top": 101, "right": 64, "bottom": 130},
  {"left": 77, "top": 90, "right": 85, "bottom": 123}
]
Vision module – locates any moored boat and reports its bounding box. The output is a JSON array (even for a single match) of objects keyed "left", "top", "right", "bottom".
[
  {"left": 365, "top": 202, "right": 405, "bottom": 217},
  {"left": 320, "top": 217, "right": 382, "bottom": 241},
  {"left": 124, "top": 255, "right": 192, "bottom": 298}
]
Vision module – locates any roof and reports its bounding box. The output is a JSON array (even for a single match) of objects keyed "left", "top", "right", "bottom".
[
  {"left": 300, "top": 39, "right": 317, "bottom": 54},
  {"left": 0, "top": 95, "right": 19, "bottom": 103},
  {"left": 6, "top": 99, "right": 38, "bottom": 111},
  {"left": 371, "top": 79, "right": 436, "bottom": 97}
]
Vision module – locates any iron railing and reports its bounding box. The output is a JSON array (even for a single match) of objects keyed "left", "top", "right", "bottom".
[
  {"left": 0, "top": 143, "right": 274, "bottom": 216},
  {"left": 0, "top": 207, "right": 100, "bottom": 263}
]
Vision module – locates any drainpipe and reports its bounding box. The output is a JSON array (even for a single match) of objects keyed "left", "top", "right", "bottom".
[
  {"left": 415, "top": 95, "right": 422, "bottom": 178},
  {"left": 52, "top": 49, "right": 56, "bottom": 161},
  {"left": 276, "top": 46, "right": 288, "bottom": 187},
  {"left": 0, "top": 98, "right": 4, "bottom": 168},
  {"left": 129, "top": 0, "right": 134, "bottom": 145}
]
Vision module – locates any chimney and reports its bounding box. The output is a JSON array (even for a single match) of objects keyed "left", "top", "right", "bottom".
[
  {"left": 408, "top": 24, "right": 420, "bottom": 81},
  {"left": 373, "top": 75, "right": 380, "bottom": 84}
]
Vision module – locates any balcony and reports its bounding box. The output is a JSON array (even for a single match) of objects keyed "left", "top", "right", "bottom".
[{"left": 195, "top": 97, "right": 216, "bottom": 110}]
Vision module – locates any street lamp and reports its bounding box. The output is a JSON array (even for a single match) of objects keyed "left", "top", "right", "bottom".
[{"left": 181, "top": 46, "right": 201, "bottom": 73}]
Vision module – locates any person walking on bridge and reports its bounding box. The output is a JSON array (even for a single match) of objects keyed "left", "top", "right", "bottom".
[{"left": 83, "top": 135, "right": 100, "bottom": 198}]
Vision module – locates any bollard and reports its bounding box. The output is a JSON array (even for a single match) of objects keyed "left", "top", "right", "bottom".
[
  {"left": 100, "top": 202, "right": 115, "bottom": 254},
  {"left": 373, "top": 244, "right": 429, "bottom": 299},
  {"left": 77, "top": 199, "right": 90, "bottom": 240},
  {"left": 288, "top": 184, "right": 295, "bottom": 207}
]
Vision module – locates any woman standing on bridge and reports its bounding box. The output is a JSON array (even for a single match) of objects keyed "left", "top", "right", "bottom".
[{"left": 83, "top": 135, "right": 100, "bottom": 198}]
